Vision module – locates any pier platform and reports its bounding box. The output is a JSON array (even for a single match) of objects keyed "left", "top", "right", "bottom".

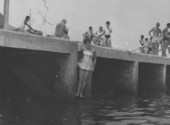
[{"left": 0, "top": 30, "right": 169, "bottom": 100}]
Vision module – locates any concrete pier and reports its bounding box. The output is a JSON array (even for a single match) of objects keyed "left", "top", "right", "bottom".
[
  {"left": 0, "top": 30, "right": 170, "bottom": 100},
  {"left": 86, "top": 46, "right": 170, "bottom": 96},
  {"left": 0, "top": 30, "right": 77, "bottom": 101}
]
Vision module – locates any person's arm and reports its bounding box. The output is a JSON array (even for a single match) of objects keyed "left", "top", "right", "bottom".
[
  {"left": 148, "top": 28, "right": 153, "bottom": 38},
  {"left": 25, "top": 22, "right": 36, "bottom": 32},
  {"left": 63, "top": 25, "right": 68, "bottom": 34},
  {"left": 165, "top": 29, "right": 170, "bottom": 38},
  {"left": 83, "top": 32, "right": 88, "bottom": 37},
  {"left": 93, "top": 50, "right": 97, "bottom": 68},
  {"left": 139, "top": 40, "right": 144, "bottom": 46},
  {"left": 99, "top": 30, "right": 105, "bottom": 37},
  {"left": 159, "top": 29, "right": 162, "bottom": 38},
  {"left": 109, "top": 27, "right": 112, "bottom": 33}
]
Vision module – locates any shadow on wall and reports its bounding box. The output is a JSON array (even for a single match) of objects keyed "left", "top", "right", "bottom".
[
  {"left": 92, "top": 57, "right": 136, "bottom": 96},
  {"left": 0, "top": 47, "right": 67, "bottom": 102}
]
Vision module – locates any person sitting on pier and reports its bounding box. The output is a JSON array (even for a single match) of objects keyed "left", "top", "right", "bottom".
[
  {"left": 55, "top": 19, "right": 70, "bottom": 40},
  {"left": 148, "top": 22, "right": 162, "bottom": 55},
  {"left": 139, "top": 35, "right": 145, "bottom": 53},
  {"left": 76, "top": 38, "right": 97, "bottom": 98},
  {"left": 161, "top": 23, "right": 170, "bottom": 57},
  {"left": 83, "top": 26, "right": 95, "bottom": 42},
  {"left": 94, "top": 26, "right": 105, "bottom": 46},
  {"left": 14, "top": 16, "right": 36, "bottom": 33},
  {"left": 105, "top": 21, "right": 112, "bottom": 48}
]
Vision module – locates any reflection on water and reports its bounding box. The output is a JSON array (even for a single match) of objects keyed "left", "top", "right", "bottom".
[{"left": 1, "top": 92, "right": 170, "bottom": 125}]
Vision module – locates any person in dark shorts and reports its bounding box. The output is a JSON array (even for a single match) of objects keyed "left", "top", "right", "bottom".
[{"left": 105, "top": 21, "right": 112, "bottom": 47}]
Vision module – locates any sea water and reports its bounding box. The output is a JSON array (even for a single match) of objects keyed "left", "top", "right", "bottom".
[{"left": 0, "top": 91, "right": 170, "bottom": 125}]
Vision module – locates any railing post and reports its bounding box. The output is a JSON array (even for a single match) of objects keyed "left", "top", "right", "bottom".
[{"left": 3, "top": 0, "right": 10, "bottom": 30}]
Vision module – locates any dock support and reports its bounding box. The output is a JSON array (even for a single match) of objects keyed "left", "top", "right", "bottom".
[
  {"left": 61, "top": 44, "right": 78, "bottom": 98},
  {"left": 117, "top": 61, "right": 138, "bottom": 94},
  {"left": 138, "top": 63, "right": 166, "bottom": 93},
  {"left": 3, "top": 0, "right": 10, "bottom": 30},
  {"left": 92, "top": 58, "right": 138, "bottom": 96}
]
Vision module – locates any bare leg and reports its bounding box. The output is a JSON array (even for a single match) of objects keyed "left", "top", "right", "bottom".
[
  {"left": 107, "top": 38, "right": 112, "bottom": 48},
  {"left": 155, "top": 43, "right": 159, "bottom": 55},
  {"left": 152, "top": 43, "right": 157, "bottom": 55},
  {"left": 79, "top": 70, "right": 91, "bottom": 97},
  {"left": 161, "top": 40, "right": 167, "bottom": 57},
  {"left": 105, "top": 38, "right": 109, "bottom": 47},
  {"left": 76, "top": 69, "right": 85, "bottom": 96}
]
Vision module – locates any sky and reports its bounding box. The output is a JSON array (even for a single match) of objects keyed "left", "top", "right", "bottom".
[{"left": 0, "top": 0, "right": 170, "bottom": 50}]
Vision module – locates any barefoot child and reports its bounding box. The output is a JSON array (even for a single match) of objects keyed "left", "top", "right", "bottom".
[{"left": 76, "top": 38, "right": 97, "bottom": 98}]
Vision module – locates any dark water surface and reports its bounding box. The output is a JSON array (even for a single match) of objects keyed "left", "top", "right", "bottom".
[{"left": 1, "top": 92, "right": 170, "bottom": 125}]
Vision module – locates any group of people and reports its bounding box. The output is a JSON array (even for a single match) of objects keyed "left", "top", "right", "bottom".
[
  {"left": 139, "top": 22, "right": 170, "bottom": 57},
  {"left": 83, "top": 21, "right": 112, "bottom": 48}
]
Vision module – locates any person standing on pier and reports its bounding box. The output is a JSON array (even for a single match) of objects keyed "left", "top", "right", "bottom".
[
  {"left": 83, "top": 26, "right": 95, "bottom": 42},
  {"left": 76, "top": 38, "right": 97, "bottom": 98},
  {"left": 161, "top": 23, "right": 170, "bottom": 57},
  {"left": 94, "top": 26, "right": 105, "bottom": 46},
  {"left": 55, "top": 19, "right": 70, "bottom": 40},
  {"left": 105, "top": 21, "right": 112, "bottom": 48},
  {"left": 139, "top": 35, "right": 145, "bottom": 53},
  {"left": 148, "top": 22, "right": 162, "bottom": 55}
]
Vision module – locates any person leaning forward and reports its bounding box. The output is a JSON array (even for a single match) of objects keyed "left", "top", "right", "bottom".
[{"left": 55, "top": 19, "right": 70, "bottom": 40}]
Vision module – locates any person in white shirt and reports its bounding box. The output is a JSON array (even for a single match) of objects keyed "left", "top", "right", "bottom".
[
  {"left": 105, "top": 21, "right": 112, "bottom": 48},
  {"left": 139, "top": 35, "right": 145, "bottom": 53},
  {"left": 14, "top": 16, "right": 36, "bottom": 33},
  {"left": 94, "top": 26, "right": 105, "bottom": 46}
]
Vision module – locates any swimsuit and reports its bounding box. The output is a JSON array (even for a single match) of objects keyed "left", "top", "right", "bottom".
[{"left": 78, "top": 48, "right": 94, "bottom": 71}]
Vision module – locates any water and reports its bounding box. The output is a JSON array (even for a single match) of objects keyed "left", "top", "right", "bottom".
[{"left": 1, "top": 92, "right": 170, "bottom": 125}]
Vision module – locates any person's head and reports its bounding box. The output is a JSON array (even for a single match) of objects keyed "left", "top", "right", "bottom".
[
  {"left": 25, "top": 16, "right": 30, "bottom": 22},
  {"left": 99, "top": 26, "right": 103, "bottom": 31},
  {"left": 83, "top": 38, "right": 91, "bottom": 49},
  {"left": 106, "top": 21, "right": 110, "bottom": 27},
  {"left": 145, "top": 38, "right": 148, "bottom": 42},
  {"left": 156, "top": 22, "right": 160, "bottom": 28},
  {"left": 141, "top": 35, "right": 144, "bottom": 40},
  {"left": 89, "top": 26, "right": 93, "bottom": 32},
  {"left": 62, "top": 19, "right": 67, "bottom": 24},
  {"left": 167, "top": 23, "right": 170, "bottom": 28}
]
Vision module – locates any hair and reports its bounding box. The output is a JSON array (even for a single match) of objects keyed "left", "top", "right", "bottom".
[
  {"left": 106, "top": 21, "right": 110, "bottom": 25},
  {"left": 145, "top": 38, "right": 148, "bottom": 41},
  {"left": 89, "top": 26, "right": 92, "bottom": 29},
  {"left": 141, "top": 35, "right": 144, "bottom": 38},
  {"left": 167, "top": 23, "right": 170, "bottom": 27},
  {"left": 26, "top": 16, "right": 30, "bottom": 19},
  {"left": 83, "top": 38, "right": 91, "bottom": 44}
]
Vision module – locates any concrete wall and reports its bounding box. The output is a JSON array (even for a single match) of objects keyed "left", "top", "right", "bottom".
[
  {"left": 88, "top": 46, "right": 170, "bottom": 96},
  {"left": 138, "top": 63, "right": 166, "bottom": 93},
  {"left": 92, "top": 58, "right": 138, "bottom": 96},
  {"left": 0, "top": 30, "right": 170, "bottom": 101},
  {"left": 0, "top": 30, "right": 78, "bottom": 101}
]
